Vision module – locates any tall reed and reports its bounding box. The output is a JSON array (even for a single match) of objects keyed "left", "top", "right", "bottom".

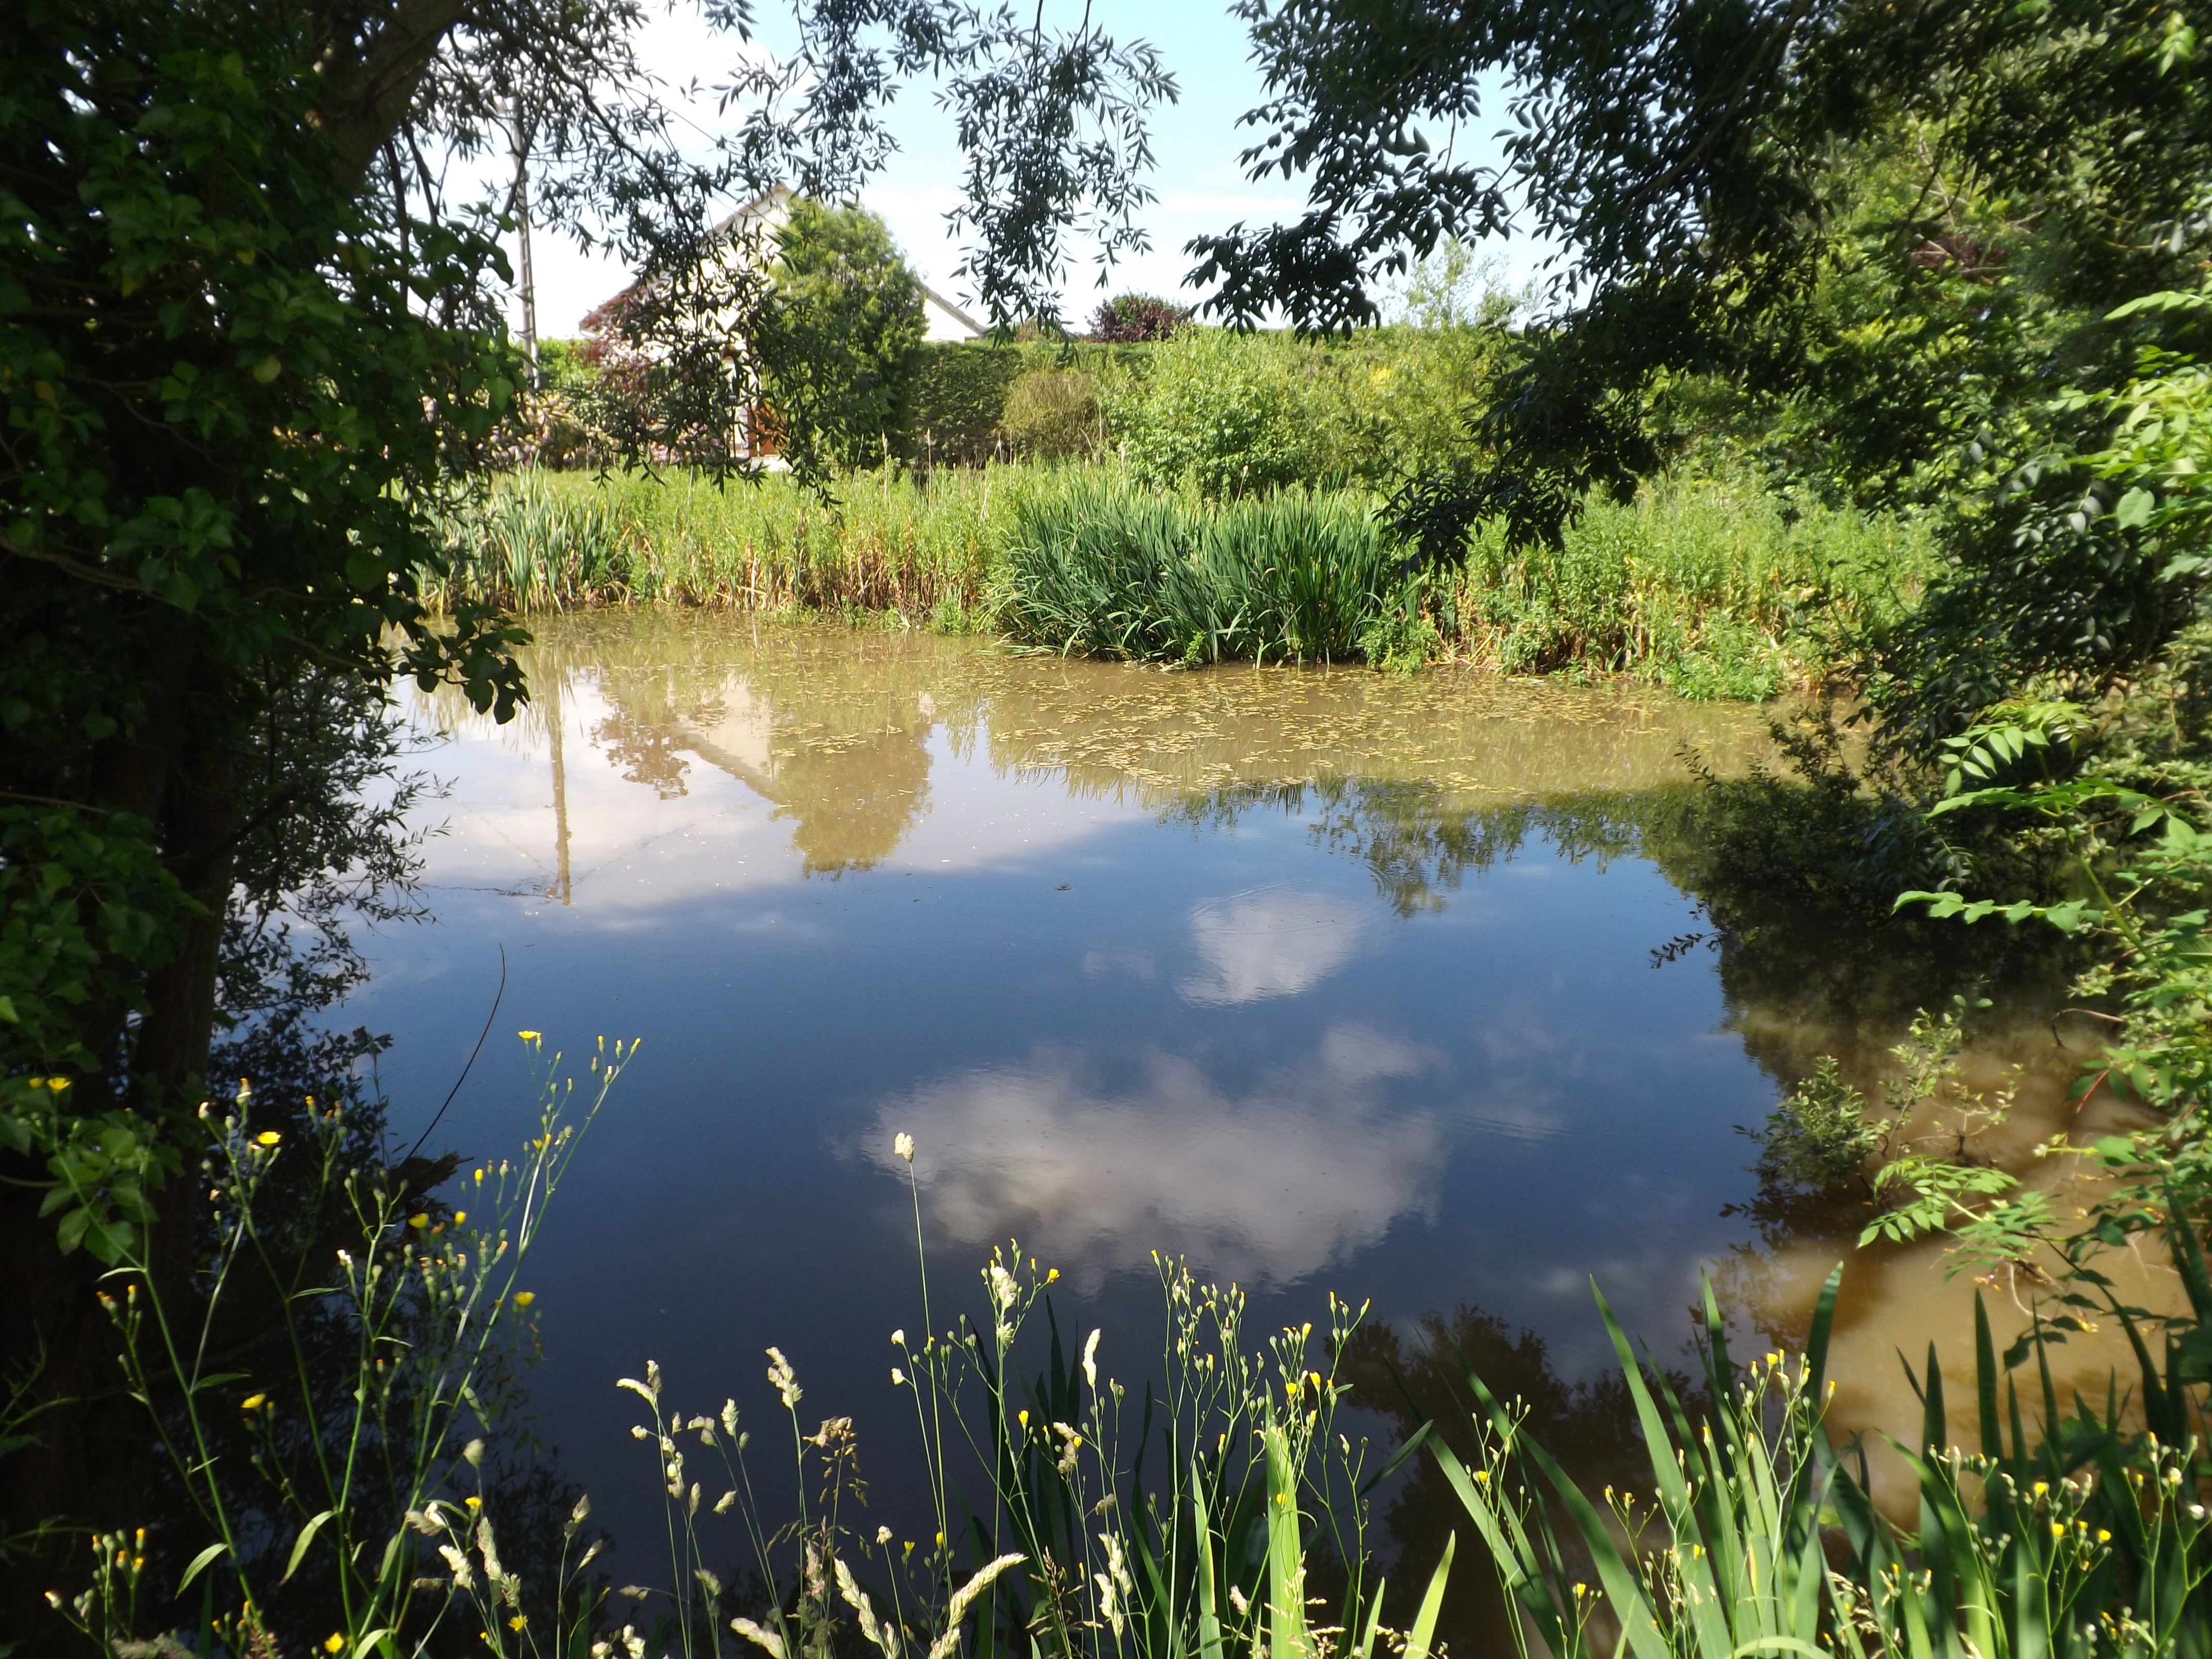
[
  {"left": 994, "top": 479, "right": 1409, "bottom": 664},
  {"left": 1452, "top": 481, "right": 1930, "bottom": 698},
  {"left": 428, "top": 467, "right": 1082, "bottom": 624}
]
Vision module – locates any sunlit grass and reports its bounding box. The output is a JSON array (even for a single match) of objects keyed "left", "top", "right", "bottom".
[{"left": 426, "top": 465, "right": 1930, "bottom": 700}]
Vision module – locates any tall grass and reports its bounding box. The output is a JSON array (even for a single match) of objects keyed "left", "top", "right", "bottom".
[
  {"left": 62, "top": 1072, "right": 2212, "bottom": 1659},
  {"left": 426, "top": 464, "right": 1929, "bottom": 698},
  {"left": 994, "top": 479, "right": 1409, "bottom": 664},
  {"left": 1452, "top": 481, "right": 1931, "bottom": 699},
  {"left": 430, "top": 466, "right": 1072, "bottom": 624}
]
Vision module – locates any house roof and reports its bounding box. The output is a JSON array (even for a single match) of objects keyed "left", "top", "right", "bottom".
[{"left": 584, "top": 184, "right": 984, "bottom": 339}]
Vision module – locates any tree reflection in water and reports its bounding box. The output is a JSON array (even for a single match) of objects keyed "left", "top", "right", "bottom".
[{"left": 1334, "top": 1301, "right": 1698, "bottom": 1659}]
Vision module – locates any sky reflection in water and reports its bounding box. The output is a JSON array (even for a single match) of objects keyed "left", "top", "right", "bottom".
[{"left": 348, "top": 612, "right": 2075, "bottom": 1605}]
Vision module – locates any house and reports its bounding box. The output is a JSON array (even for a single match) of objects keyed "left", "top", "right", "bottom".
[{"left": 577, "top": 184, "right": 985, "bottom": 461}]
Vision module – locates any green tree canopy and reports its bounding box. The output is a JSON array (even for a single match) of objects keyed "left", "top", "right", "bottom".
[
  {"left": 1195, "top": 0, "right": 2212, "bottom": 754},
  {"left": 755, "top": 198, "right": 929, "bottom": 475}
]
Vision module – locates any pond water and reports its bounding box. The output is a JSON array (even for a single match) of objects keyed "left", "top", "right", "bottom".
[{"left": 349, "top": 611, "right": 2148, "bottom": 1640}]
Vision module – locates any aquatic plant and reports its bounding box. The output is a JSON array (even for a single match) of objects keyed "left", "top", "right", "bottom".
[
  {"left": 1454, "top": 481, "right": 1930, "bottom": 698},
  {"left": 1442, "top": 1269, "right": 2212, "bottom": 1659},
  {"left": 422, "top": 461, "right": 1926, "bottom": 697},
  {"left": 993, "top": 479, "right": 1409, "bottom": 664},
  {"left": 436, "top": 473, "right": 633, "bottom": 610}
]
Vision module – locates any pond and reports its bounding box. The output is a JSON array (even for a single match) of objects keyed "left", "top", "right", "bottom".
[{"left": 349, "top": 610, "right": 2150, "bottom": 1639}]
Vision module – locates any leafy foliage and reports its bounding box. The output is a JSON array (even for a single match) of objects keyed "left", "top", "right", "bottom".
[
  {"left": 755, "top": 199, "right": 929, "bottom": 478},
  {"left": 1088, "top": 293, "right": 1192, "bottom": 342},
  {"left": 1110, "top": 330, "right": 1325, "bottom": 497},
  {"left": 994, "top": 481, "right": 1408, "bottom": 664},
  {"left": 1000, "top": 368, "right": 1103, "bottom": 460}
]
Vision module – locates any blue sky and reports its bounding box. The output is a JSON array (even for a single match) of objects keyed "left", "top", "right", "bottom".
[{"left": 509, "top": 1, "right": 1544, "bottom": 338}]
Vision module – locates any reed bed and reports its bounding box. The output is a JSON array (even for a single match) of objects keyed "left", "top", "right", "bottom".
[
  {"left": 992, "top": 478, "right": 1409, "bottom": 664},
  {"left": 429, "top": 465, "right": 1090, "bottom": 625},
  {"left": 1450, "top": 481, "right": 1931, "bottom": 698},
  {"left": 425, "top": 465, "right": 1930, "bottom": 698}
]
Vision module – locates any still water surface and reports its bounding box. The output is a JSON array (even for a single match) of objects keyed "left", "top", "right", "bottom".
[{"left": 349, "top": 611, "right": 2132, "bottom": 1621}]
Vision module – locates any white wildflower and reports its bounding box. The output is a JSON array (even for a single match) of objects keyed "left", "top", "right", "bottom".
[
  {"left": 894, "top": 1132, "right": 915, "bottom": 1162},
  {"left": 891, "top": 1367, "right": 906, "bottom": 1387},
  {"left": 462, "top": 1438, "right": 484, "bottom": 1467},
  {"left": 1082, "top": 1329, "right": 1100, "bottom": 1392},
  {"left": 987, "top": 1262, "right": 1018, "bottom": 1314}
]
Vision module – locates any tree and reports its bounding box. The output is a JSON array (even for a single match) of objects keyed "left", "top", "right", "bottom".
[
  {"left": 1, "top": 0, "right": 1175, "bottom": 1638},
  {"left": 754, "top": 198, "right": 928, "bottom": 475},
  {"left": 1088, "top": 292, "right": 1191, "bottom": 341},
  {"left": 1193, "top": 0, "right": 2212, "bottom": 743}
]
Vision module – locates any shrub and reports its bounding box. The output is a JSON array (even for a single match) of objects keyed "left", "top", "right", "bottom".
[
  {"left": 1088, "top": 292, "right": 1192, "bottom": 341},
  {"left": 1109, "top": 329, "right": 1323, "bottom": 498},
  {"left": 911, "top": 341, "right": 1026, "bottom": 466},
  {"left": 753, "top": 198, "right": 929, "bottom": 476}
]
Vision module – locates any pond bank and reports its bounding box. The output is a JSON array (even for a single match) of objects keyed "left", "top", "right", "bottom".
[{"left": 428, "top": 465, "right": 1931, "bottom": 698}]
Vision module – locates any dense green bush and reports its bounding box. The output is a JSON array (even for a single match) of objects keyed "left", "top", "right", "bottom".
[
  {"left": 910, "top": 341, "right": 1027, "bottom": 465},
  {"left": 753, "top": 199, "right": 928, "bottom": 476},
  {"left": 994, "top": 478, "right": 1405, "bottom": 663},
  {"left": 1109, "top": 329, "right": 1324, "bottom": 497}
]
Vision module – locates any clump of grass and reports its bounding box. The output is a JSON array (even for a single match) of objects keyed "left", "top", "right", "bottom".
[
  {"left": 430, "top": 465, "right": 1087, "bottom": 623},
  {"left": 994, "top": 478, "right": 1410, "bottom": 664},
  {"left": 1452, "top": 480, "right": 1930, "bottom": 698},
  {"left": 435, "top": 471, "right": 631, "bottom": 610}
]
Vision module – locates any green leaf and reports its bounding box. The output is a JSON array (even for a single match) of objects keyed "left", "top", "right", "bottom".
[
  {"left": 1404, "top": 1533, "right": 1453, "bottom": 1659},
  {"left": 177, "top": 1541, "right": 230, "bottom": 1593},
  {"left": 284, "top": 1507, "right": 337, "bottom": 1582},
  {"left": 54, "top": 1204, "right": 90, "bottom": 1256}
]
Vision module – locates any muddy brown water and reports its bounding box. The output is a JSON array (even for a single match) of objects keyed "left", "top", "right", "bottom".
[{"left": 351, "top": 611, "right": 2153, "bottom": 1645}]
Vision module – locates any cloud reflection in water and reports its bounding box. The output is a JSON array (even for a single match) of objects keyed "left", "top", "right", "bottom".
[
  {"left": 1179, "top": 887, "right": 1372, "bottom": 1006},
  {"left": 867, "top": 1024, "right": 1442, "bottom": 1289}
]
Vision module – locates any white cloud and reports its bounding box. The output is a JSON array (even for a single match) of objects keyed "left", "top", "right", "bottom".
[
  {"left": 866, "top": 1024, "right": 1443, "bottom": 1288},
  {"left": 1179, "top": 887, "right": 1372, "bottom": 1005}
]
